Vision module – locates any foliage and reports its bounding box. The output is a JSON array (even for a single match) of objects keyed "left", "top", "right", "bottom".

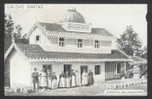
[
  {"left": 4, "top": 14, "right": 29, "bottom": 53},
  {"left": 14, "top": 25, "right": 22, "bottom": 40},
  {"left": 117, "top": 25, "right": 143, "bottom": 56},
  {"left": 4, "top": 14, "right": 14, "bottom": 52},
  {"left": 117, "top": 26, "right": 147, "bottom": 78},
  {"left": 5, "top": 14, "right": 14, "bottom": 35},
  {"left": 141, "top": 46, "right": 147, "bottom": 59}
]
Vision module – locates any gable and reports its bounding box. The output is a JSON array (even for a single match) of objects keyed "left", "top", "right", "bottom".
[
  {"left": 29, "top": 27, "right": 50, "bottom": 45},
  {"left": 4, "top": 43, "right": 28, "bottom": 62},
  {"left": 5, "top": 47, "right": 16, "bottom": 63}
]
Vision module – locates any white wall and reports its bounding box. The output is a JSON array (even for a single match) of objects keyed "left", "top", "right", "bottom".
[
  {"left": 29, "top": 28, "right": 50, "bottom": 46},
  {"left": 10, "top": 49, "right": 32, "bottom": 88}
]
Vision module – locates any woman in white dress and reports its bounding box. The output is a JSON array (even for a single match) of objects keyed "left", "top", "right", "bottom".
[
  {"left": 75, "top": 70, "right": 80, "bottom": 87},
  {"left": 58, "top": 72, "right": 65, "bottom": 88},
  {"left": 71, "top": 70, "right": 76, "bottom": 87},
  {"left": 65, "top": 71, "right": 70, "bottom": 88},
  {"left": 51, "top": 72, "right": 57, "bottom": 89},
  {"left": 39, "top": 68, "right": 47, "bottom": 89},
  {"left": 81, "top": 70, "right": 88, "bottom": 86},
  {"left": 47, "top": 70, "right": 52, "bottom": 89}
]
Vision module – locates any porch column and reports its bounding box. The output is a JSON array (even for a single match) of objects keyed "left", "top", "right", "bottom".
[
  {"left": 124, "top": 62, "right": 127, "bottom": 73},
  {"left": 101, "top": 62, "right": 105, "bottom": 81}
]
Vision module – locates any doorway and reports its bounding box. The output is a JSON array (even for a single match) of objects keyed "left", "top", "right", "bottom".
[
  {"left": 80, "top": 65, "right": 88, "bottom": 74},
  {"left": 80, "top": 65, "right": 88, "bottom": 83},
  {"left": 64, "top": 64, "right": 72, "bottom": 76}
]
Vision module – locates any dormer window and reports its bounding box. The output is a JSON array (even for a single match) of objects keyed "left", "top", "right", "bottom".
[
  {"left": 59, "top": 37, "right": 64, "bottom": 47},
  {"left": 77, "top": 39, "right": 83, "bottom": 48},
  {"left": 36, "top": 35, "right": 40, "bottom": 41},
  {"left": 95, "top": 40, "right": 100, "bottom": 48}
]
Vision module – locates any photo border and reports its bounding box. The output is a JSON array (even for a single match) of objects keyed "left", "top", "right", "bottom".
[{"left": 0, "top": 0, "right": 151, "bottom": 99}]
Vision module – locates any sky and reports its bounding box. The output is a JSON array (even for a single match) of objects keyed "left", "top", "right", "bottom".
[{"left": 5, "top": 4, "right": 147, "bottom": 47}]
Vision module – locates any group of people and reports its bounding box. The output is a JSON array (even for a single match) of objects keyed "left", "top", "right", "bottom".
[{"left": 32, "top": 68, "right": 94, "bottom": 91}]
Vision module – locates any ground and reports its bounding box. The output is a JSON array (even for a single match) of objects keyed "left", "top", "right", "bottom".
[{"left": 5, "top": 79, "right": 147, "bottom": 96}]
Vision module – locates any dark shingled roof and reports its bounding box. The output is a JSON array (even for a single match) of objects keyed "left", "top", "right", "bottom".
[
  {"left": 91, "top": 28, "right": 113, "bottom": 36},
  {"left": 39, "top": 23, "right": 66, "bottom": 32},
  {"left": 64, "top": 8, "right": 86, "bottom": 23},
  {"left": 16, "top": 43, "right": 129, "bottom": 60},
  {"left": 38, "top": 22, "right": 113, "bottom": 36}
]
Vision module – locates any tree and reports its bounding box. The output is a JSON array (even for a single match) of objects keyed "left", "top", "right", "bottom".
[
  {"left": 4, "top": 14, "right": 14, "bottom": 53},
  {"left": 5, "top": 14, "right": 14, "bottom": 35},
  {"left": 141, "top": 46, "right": 147, "bottom": 59},
  {"left": 4, "top": 14, "right": 29, "bottom": 53},
  {"left": 14, "top": 25, "right": 22, "bottom": 40},
  {"left": 14, "top": 25, "right": 29, "bottom": 44},
  {"left": 117, "top": 25, "right": 143, "bottom": 56}
]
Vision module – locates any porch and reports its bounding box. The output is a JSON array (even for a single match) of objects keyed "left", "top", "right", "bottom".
[{"left": 105, "top": 62, "right": 127, "bottom": 80}]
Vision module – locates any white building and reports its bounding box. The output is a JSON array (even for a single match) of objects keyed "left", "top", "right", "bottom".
[{"left": 4, "top": 8, "right": 132, "bottom": 89}]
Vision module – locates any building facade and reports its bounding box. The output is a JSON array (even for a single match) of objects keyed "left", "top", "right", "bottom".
[{"left": 4, "top": 8, "right": 132, "bottom": 89}]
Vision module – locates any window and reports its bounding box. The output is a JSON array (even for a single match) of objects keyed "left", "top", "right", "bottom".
[
  {"left": 95, "top": 40, "right": 100, "bottom": 48},
  {"left": 77, "top": 39, "right": 83, "bottom": 48},
  {"left": 36, "top": 35, "right": 40, "bottom": 41},
  {"left": 95, "top": 65, "right": 100, "bottom": 75},
  {"left": 59, "top": 37, "right": 64, "bottom": 47},
  {"left": 117, "top": 63, "right": 121, "bottom": 73}
]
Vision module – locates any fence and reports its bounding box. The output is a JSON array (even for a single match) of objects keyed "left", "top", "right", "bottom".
[{"left": 105, "top": 78, "right": 147, "bottom": 89}]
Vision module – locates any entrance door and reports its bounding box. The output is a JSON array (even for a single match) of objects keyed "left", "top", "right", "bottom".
[
  {"left": 64, "top": 64, "right": 72, "bottom": 76},
  {"left": 80, "top": 65, "right": 88, "bottom": 83},
  {"left": 80, "top": 65, "right": 88, "bottom": 74}
]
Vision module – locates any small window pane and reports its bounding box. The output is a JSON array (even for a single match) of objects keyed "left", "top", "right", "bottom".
[
  {"left": 95, "top": 40, "right": 100, "bottom": 48},
  {"left": 36, "top": 35, "right": 40, "bottom": 41},
  {"left": 95, "top": 65, "right": 100, "bottom": 75},
  {"left": 78, "top": 39, "right": 83, "bottom": 48},
  {"left": 59, "top": 37, "right": 64, "bottom": 47}
]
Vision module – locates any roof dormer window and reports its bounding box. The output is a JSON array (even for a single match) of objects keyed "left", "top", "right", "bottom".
[
  {"left": 59, "top": 37, "right": 64, "bottom": 47},
  {"left": 36, "top": 35, "right": 40, "bottom": 41},
  {"left": 95, "top": 40, "right": 100, "bottom": 48},
  {"left": 77, "top": 39, "right": 83, "bottom": 48}
]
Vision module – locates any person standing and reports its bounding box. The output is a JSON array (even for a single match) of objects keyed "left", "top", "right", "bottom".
[
  {"left": 81, "top": 70, "right": 88, "bottom": 86},
  {"left": 51, "top": 72, "right": 57, "bottom": 89},
  {"left": 71, "top": 70, "right": 76, "bottom": 88},
  {"left": 32, "top": 68, "right": 39, "bottom": 91},
  {"left": 39, "top": 68, "right": 47, "bottom": 89},
  {"left": 88, "top": 70, "right": 94, "bottom": 86},
  {"left": 47, "top": 70, "right": 52, "bottom": 89},
  {"left": 58, "top": 72, "right": 65, "bottom": 88},
  {"left": 75, "top": 70, "right": 80, "bottom": 87},
  {"left": 65, "top": 71, "right": 70, "bottom": 88}
]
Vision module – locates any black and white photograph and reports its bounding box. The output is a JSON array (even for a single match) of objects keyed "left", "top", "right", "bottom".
[{"left": 4, "top": 4, "right": 147, "bottom": 96}]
